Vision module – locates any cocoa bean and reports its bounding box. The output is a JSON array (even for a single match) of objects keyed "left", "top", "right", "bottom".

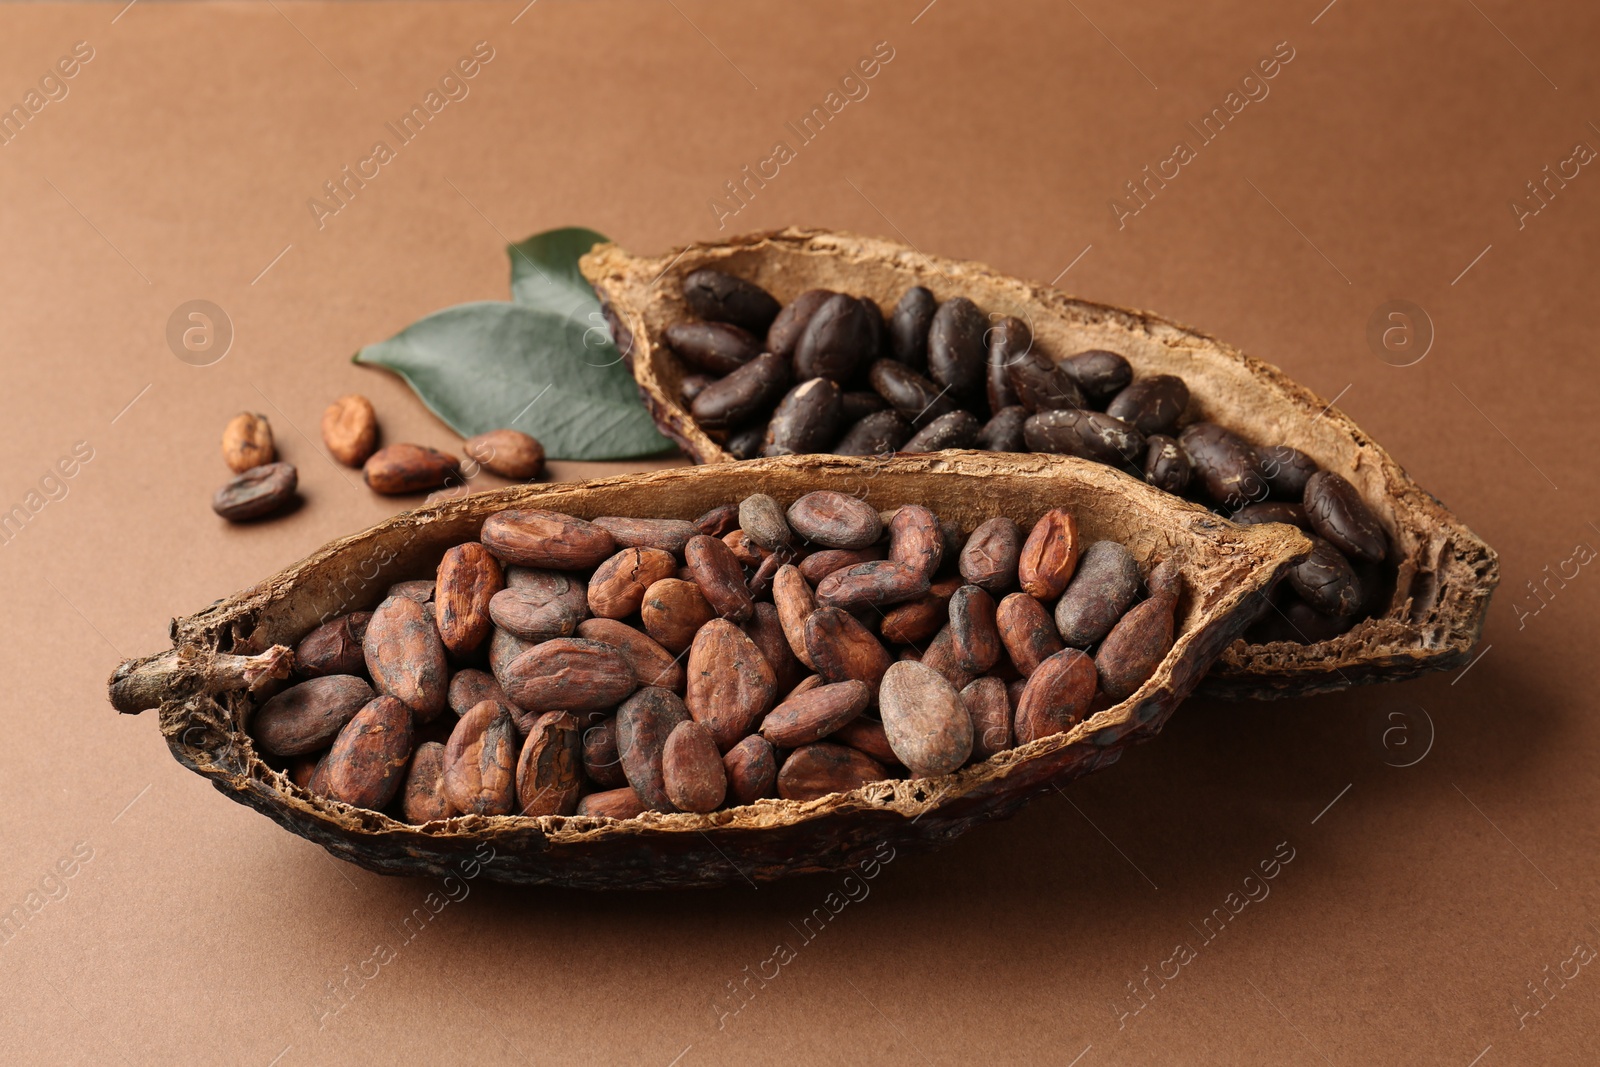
[
  {"left": 1143, "top": 434, "right": 1192, "bottom": 494},
  {"left": 961, "top": 676, "right": 1013, "bottom": 760},
  {"left": 798, "top": 545, "right": 886, "bottom": 583},
  {"left": 682, "top": 268, "right": 781, "bottom": 334},
  {"left": 1024, "top": 409, "right": 1146, "bottom": 468},
  {"left": 488, "top": 627, "right": 534, "bottom": 687},
  {"left": 481, "top": 510, "right": 617, "bottom": 570},
  {"left": 796, "top": 293, "right": 874, "bottom": 382},
  {"left": 977, "top": 406, "right": 1028, "bottom": 452},
  {"left": 768, "top": 288, "right": 834, "bottom": 358},
  {"left": 996, "top": 592, "right": 1065, "bottom": 675},
  {"left": 878, "top": 661, "right": 972, "bottom": 777},
  {"left": 772, "top": 564, "right": 818, "bottom": 670},
  {"left": 616, "top": 686, "right": 691, "bottom": 810},
  {"left": 488, "top": 590, "right": 581, "bottom": 642},
  {"left": 1232, "top": 502, "right": 1311, "bottom": 530},
  {"left": 577, "top": 786, "right": 649, "bottom": 820},
  {"left": 1303, "top": 471, "right": 1387, "bottom": 563},
  {"left": 576, "top": 618, "right": 685, "bottom": 692},
  {"left": 1059, "top": 349, "right": 1132, "bottom": 403},
  {"left": 662, "top": 720, "right": 728, "bottom": 813},
  {"left": 252, "top": 675, "right": 374, "bottom": 756},
  {"left": 295, "top": 613, "right": 371, "bottom": 678},
  {"left": 902, "top": 410, "right": 981, "bottom": 452},
  {"left": 1179, "top": 423, "right": 1267, "bottom": 508},
  {"left": 814, "top": 559, "right": 929, "bottom": 610},
  {"left": 1007, "top": 349, "right": 1085, "bottom": 413},
  {"left": 401, "top": 742, "right": 453, "bottom": 823},
  {"left": 684, "top": 534, "right": 754, "bottom": 623},
  {"left": 841, "top": 390, "right": 888, "bottom": 423},
  {"left": 1288, "top": 536, "right": 1363, "bottom": 617},
  {"left": 804, "top": 607, "right": 892, "bottom": 692},
  {"left": 221, "top": 412, "right": 275, "bottom": 473},
  {"left": 321, "top": 394, "right": 378, "bottom": 467},
  {"left": 693, "top": 503, "right": 740, "bottom": 538},
  {"left": 777, "top": 743, "right": 887, "bottom": 802},
  {"left": 387, "top": 580, "right": 434, "bottom": 603},
  {"left": 835, "top": 410, "right": 913, "bottom": 455},
  {"left": 739, "top": 494, "right": 793, "bottom": 551},
  {"left": 985, "top": 316, "right": 1027, "bottom": 413},
  {"left": 724, "top": 734, "right": 778, "bottom": 804},
  {"left": 364, "top": 595, "right": 449, "bottom": 722},
  {"left": 1258, "top": 444, "right": 1319, "bottom": 499},
  {"left": 664, "top": 320, "right": 761, "bottom": 375},
  {"left": 723, "top": 528, "right": 766, "bottom": 567},
  {"left": 829, "top": 717, "right": 900, "bottom": 765},
  {"left": 640, "top": 577, "right": 716, "bottom": 654},
  {"left": 917, "top": 625, "right": 977, "bottom": 691},
  {"left": 587, "top": 547, "right": 678, "bottom": 619},
  {"left": 692, "top": 353, "right": 791, "bottom": 432},
  {"left": 1054, "top": 540, "right": 1141, "bottom": 647},
  {"left": 363, "top": 444, "right": 459, "bottom": 495},
  {"left": 448, "top": 668, "right": 507, "bottom": 718},
  {"left": 1018, "top": 507, "right": 1081, "bottom": 601},
  {"left": 463, "top": 429, "right": 545, "bottom": 480},
  {"left": 725, "top": 422, "right": 767, "bottom": 460},
  {"left": 760, "top": 679, "right": 870, "bottom": 747},
  {"left": 212, "top": 462, "right": 297, "bottom": 522},
  {"left": 948, "top": 585, "right": 1001, "bottom": 672},
  {"left": 788, "top": 490, "right": 883, "bottom": 550},
  {"left": 764, "top": 378, "right": 843, "bottom": 456},
  {"left": 869, "top": 360, "right": 956, "bottom": 427},
  {"left": 516, "top": 710, "right": 583, "bottom": 817},
  {"left": 889, "top": 285, "right": 935, "bottom": 371},
  {"left": 501, "top": 638, "right": 638, "bottom": 713},
  {"left": 927, "top": 296, "right": 986, "bottom": 404},
  {"left": 320, "top": 695, "right": 415, "bottom": 810},
  {"left": 1106, "top": 374, "right": 1188, "bottom": 436},
  {"left": 434, "top": 543, "right": 503, "bottom": 658},
  {"left": 685, "top": 619, "right": 776, "bottom": 751},
  {"left": 1014, "top": 648, "right": 1097, "bottom": 743},
  {"left": 959, "top": 517, "right": 1021, "bottom": 595},
  {"left": 744, "top": 602, "right": 804, "bottom": 696},
  {"left": 878, "top": 576, "right": 961, "bottom": 645},
  {"left": 1095, "top": 560, "right": 1180, "bottom": 700},
  {"left": 581, "top": 715, "right": 628, "bottom": 789},
  {"left": 442, "top": 700, "right": 519, "bottom": 816},
  {"left": 887, "top": 504, "right": 943, "bottom": 581},
  {"left": 592, "top": 516, "right": 699, "bottom": 555}
]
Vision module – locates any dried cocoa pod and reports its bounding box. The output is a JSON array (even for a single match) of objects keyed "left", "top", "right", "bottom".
[
  {"left": 581, "top": 715, "right": 627, "bottom": 789},
  {"left": 795, "top": 293, "right": 874, "bottom": 382},
  {"left": 252, "top": 675, "right": 374, "bottom": 756},
  {"left": 878, "top": 576, "right": 962, "bottom": 645},
  {"left": 321, "top": 394, "right": 379, "bottom": 468},
  {"left": 1059, "top": 349, "right": 1133, "bottom": 403},
  {"left": 724, "top": 734, "right": 778, "bottom": 805},
  {"left": 481, "top": 510, "right": 617, "bottom": 570},
  {"left": 640, "top": 578, "right": 716, "bottom": 654},
  {"left": 1179, "top": 423, "right": 1267, "bottom": 508},
  {"left": 1303, "top": 471, "right": 1387, "bottom": 563},
  {"left": 927, "top": 296, "right": 986, "bottom": 404},
  {"left": 1054, "top": 540, "right": 1141, "bottom": 647},
  {"left": 1018, "top": 508, "right": 1081, "bottom": 601},
  {"left": 692, "top": 353, "right": 791, "bottom": 432},
  {"left": 213, "top": 462, "right": 297, "bottom": 522},
  {"left": 764, "top": 378, "right": 843, "bottom": 456},
  {"left": 295, "top": 613, "right": 371, "bottom": 678},
  {"left": 772, "top": 564, "right": 819, "bottom": 670},
  {"left": 576, "top": 618, "right": 685, "bottom": 692},
  {"left": 815, "top": 559, "right": 929, "bottom": 610},
  {"left": 577, "top": 787, "right": 650, "bottom": 820},
  {"left": 684, "top": 534, "right": 754, "bottom": 623},
  {"left": 221, "top": 412, "right": 275, "bottom": 473},
  {"left": 592, "top": 516, "right": 699, "bottom": 555},
  {"left": 448, "top": 668, "right": 507, "bottom": 718},
  {"left": 960, "top": 517, "right": 1021, "bottom": 595},
  {"left": 835, "top": 410, "right": 913, "bottom": 455},
  {"left": 798, "top": 546, "right": 886, "bottom": 583},
  {"left": 768, "top": 288, "right": 834, "bottom": 358},
  {"left": 616, "top": 687, "right": 691, "bottom": 810},
  {"left": 1258, "top": 444, "right": 1319, "bottom": 499},
  {"left": 1106, "top": 374, "right": 1189, "bottom": 436},
  {"left": 682, "top": 268, "right": 781, "bottom": 334},
  {"left": 1233, "top": 502, "right": 1311, "bottom": 530},
  {"left": 948, "top": 585, "right": 1001, "bottom": 673},
  {"left": 1143, "top": 434, "right": 1192, "bottom": 494},
  {"left": 686, "top": 619, "right": 777, "bottom": 751},
  {"left": 777, "top": 743, "right": 887, "bottom": 802},
  {"left": 887, "top": 504, "right": 943, "bottom": 581},
  {"left": 387, "top": 580, "right": 434, "bottom": 603},
  {"left": 434, "top": 543, "right": 503, "bottom": 658},
  {"left": 693, "top": 503, "right": 740, "bottom": 538},
  {"left": 664, "top": 320, "right": 761, "bottom": 375},
  {"left": 829, "top": 717, "right": 899, "bottom": 765},
  {"left": 363, "top": 444, "right": 458, "bottom": 495},
  {"left": 662, "top": 720, "right": 728, "bottom": 813},
  {"left": 744, "top": 602, "right": 804, "bottom": 697},
  {"left": 320, "top": 695, "right": 415, "bottom": 810},
  {"left": 878, "top": 661, "right": 972, "bottom": 777},
  {"left": 918, "top": 625, "right": 977, "bottom": 690},
  {"left": 985, "top": 315, "right": 1027, "bottom": 413},
  {"left": 889, "top": 286, "right": 935, "bottom": 371},
  {"left": 587, "top": 547, "right": 677, "bottom": 619},
  {"left": 364, "top": 595, "right": 449, "bottom": 722},
  {"left": 996, "top": 592, "right": 1065, "bottom": 675},
  {"left": 869, "top": 360, "right": 957, "bottom": 427},
  {"left": 1289, "top": 536, "right": 1363, "bottom": 617},
  {"left": 463, "top": 429, "right": 545, "bottom": 480},
  {"left": 401, "top": 742, "right": 453, "bottom": 823},
  {"left": 805, "top": 607, "right": 892, "bottom": 692},
  {"left": 1024, "top": 409, "right": 1146, "bottom": 468},
  {"left": 902, "top": 410, "right": 981, "bottom": 452},
  {"left": 961, "top": 677, "right": 1013, "bottom": 760},
  {"left": 487, "top": 590, "right": 581, "bottom": 642},
  {"left": 760, "top": 679, "right": 870, "bottom": 747},
  {"left": 1096, "top": 560, "right": 1180, "bottom": 700},
  {"left": 1014, "top": 648, "right": 1097, "bottom": 744},
  {"left": 977, "top": 405, "right": 1029, "bottom": 452},
  {"left": 516, "top": 711, "right": 583, "bottom": 817},
  {"left": 441, "top": 700, "right": 518, "bottom": 816},
  {"left": 501, "top": 638, "right": 638, "bottom": 713},
  {"left": 1007, "top": 349, "right": 1085, "bottom": 413},
  {"left": 738, "top": 494, "right": 793, "bottom": 551}
]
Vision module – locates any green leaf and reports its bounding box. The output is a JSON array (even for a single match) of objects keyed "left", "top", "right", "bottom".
[
  {"left": 353, "top": 301, "right": 674, "bottom": 461},
  {"left": 507, "top": 226, "right": 612, "bottom": 311}
]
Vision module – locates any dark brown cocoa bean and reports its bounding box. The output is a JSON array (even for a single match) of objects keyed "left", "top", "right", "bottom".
[
  {"left": 724, "top": 734, "right": 778, "bottom": 805},
  {"left": 860, "top": 295, "right": 889, "bottom": 359},
  {"left": 835, "top": 410, "right": 913, "bottom": 456},
  {"left": 948, "top": 585, "right": 1001, "bottom": 672},
  {"left": 663, "top": 321, "right": 761, "bottom": 375},
  {"left": 977, "top": 405, "right": 1029, "bottom": 451},
  {"left": 795, "top": 293, "right": 874, "bottom": 382},
  {"left": 213, "top": 462, "right": 297, "bottom": 521},
  {"left": 1232, "top": 502, "right": 1311, "bottom": 529},
  {"left": 927, "top": 296, "right": 987, "bottom": 404},
  {"left": 1059, "top": 349, "right": 1133, "bottom": 403},
  {"left": 684, "top": 533, "right": 755, "bottom": 623},
  {"left": 402, "top": 742, "right": 453, "bottom": 823},
  {"left": 295, "top": 613, "right": 371, "bottom": 678},
  {"left": 1054, "top": 540, "right": 1141, "bottom": 647},
  {"left": 878, "top": 576, "right": 962, "bottom": 645},
  {"left": 321, "top": 695, "right": 415, "bottom": 810},
  {"left": 501, "top": 638, "right": 638, "bottom": 713},
  {"left": 1143, "top": 433, "right": 1192, "bottom": 494},
  {"left": 1288, "top": 535, "right": 1363, "bottom": 616},
  {"left": 576, "top": 786, "right": 649, "bottom": 820},
  {"left": 441, "top": 700, "right": 518, "bottom": 815},
  {"left": 1007, "top": 349, "right": 1086, "bottom": 413},
  {"left": 959, "top": 516, "right": 1021, "bottom": 595},
  {"left": 691, "top": 352, "right": 791, "bottom": 431},
  {"left": 890, "top": 286, "right": 936, "bottom": 371},
  {"left": 592, "top": 516, "right": 700, "bottom": 555},
  {"left": 481, "top": 510, "right": 617, "bottom": 570},
  {"left": 767, "top": 288, "right": 835, "bottom": 358},
  {"left": 488, "top": 590, "right": 581, "bottom": 642},
  {"left": 434, "top": 543, "right": 503, "bottom": 658},
  {"left": 798, "top": 546, "right": 886, "bottom": 584},
  {"left": 777, "top": 743, "right": 888, "bottom": 801},
  {"left": 662, "top": 720, "right": 728, "bottom": 813},
  {"left": 587, "top": 547, "right": 678, "bottom": 619},
  {"left": 693, "top": 503, "right": 740, "bottom": 538},
  {"left": 764, "top": 377, "right": 844, "bottom": 456},
  {"left": 581, "top": 715, "right": 627, "bottom": 789},
  {"left": 681, "top": 373, "right": 714, "bottom": 405},
  {"left": 686, "top": 618, "right": 777, "bottom": 751},
  {"left": 363, "top": 444, "right": 458, "bottom": 495},
  {"left": 516, "top": 710, "right": 583, "bottom": 817},
  {"left": 962, "top": 676, "right": 1013, "bottom": 760},
  {"left": 985, "top": 315, "right": 1029, "bottom": 413},
  {"left": 576, "top": 618, "right": 685, "bottom": 692},
  {"left": 1106, "top": 374, "right": 1189, "bottom": 435},
  {"left": 253, "top": 675, "right": 374, "bottom": 756},
  {"left": 996, "top": 592, "right": 1065, "bottom": 675},
  {"left": 364, "top": 595, "right": 449, "bottom": 722},
  {"left": 448, "top": 669, "right": 507, "bottom": 718},
  {"left": 760, "top": 679, "right": 870, "bottom": 747},
  {"left": 1303, "top": 471, "right": 1387, "bottom": 563},
  {"left": 840, "top": 390, "right": 887, "bottom": 423},
  {"left": 869, "top": 360, "right": 957, "bottom": 427},
  {"left": 787, "top": 490, "right": 883, "bottom": 549},
  {"left": 805, "top": 607, "right": 892, "bottom": 692},
  {"left": 1257, "top": 444, "right": 1320, "bottom": 499},
  {"left": 879, "top": 661, "right": 972, "bottom": 776},
  {"left": 815, "top": 559, "right": 929, "bottom": 610},
  {"left": 1179, "top": 423, "right": 1268, "bottom": 508},
  {"left": 615, "top": 687, "right": 691, "bottom": 810},
  {"left": 902, "top": 410, "right": 981, "bottom": 452},
  {"left": 725, "top": 421, "right": 768, "bottom": 460},
  {"left": 1014, "top": 648, "right": 1097, "bottom": 743},
  {"left": 1024, "top": 409, "right": 1146, "bottom": 467},
  {"left": 682, "top": 268, "right": 780, "bottom": 333},
  {"left": 640, "top": 577, "right": 716, "bottom": 654},
  {"left": 1017, "top": 508, "right": 1081, "bottom": 600}
]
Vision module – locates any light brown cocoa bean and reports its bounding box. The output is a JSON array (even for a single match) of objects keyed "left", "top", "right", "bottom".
[
  {"left": 1018, "top": 508, "right": 1081, "bottom": 600},
  {"left": 320, "top": 696, "right": 415, "bottom": 810},
  {"left": 387, "top": 580, "right": 435, "bottom": 603},
  {"left": 363, "top": 595, "right": 449, "bottom": 722},
  {"left": 363, "top": 444, "right": 459, "bottom": 495},
  {"left": 402, "top": 742, "right": 453, "bottom": 823},
  {"left": 516, "top": 710, "right": 583, "bottom": 816},
  {"left": 787, "top": 491, "right": 884, "bottom": 549},
  {"left": 760, "top": 679, "right": 870, "bottom": 747},
  {"left": 684, "top": 533, "right": 754, "bottom": 623},
  {"left": 1014, "top": 648, "right": 1097, "bottom": 744},
  {"left": 615, "top": 687, "right": 691, "bottom": 810},
  {"left": 804, "top": 607, "right": 892, "bottom": 693},
  {"left": 448, "top": 669, "right": 507, "bottom": 718},
  {"left": 581, "top": 715, "right": 628, "bottom": 789},
  {"left": 814, "top": 560, "right": 929, "bottom": 610},
  {"left": 592, "top": 516, "right": 699, "bottom": 555},
  {"left": 481, "top": 510, "right": 617, "bottom": 570},
  {"left": 221, "top": 412, "right": 275, "bottom": 473},
  {"left": 959, "top": 517, "right": 1021, "bottom": 595},
  {"left": 722, "top": 528, "right": 766, "bottom": 568},
  {"left": 576, "top": 618, "right": 685, "bottom": 692},
  {"left": 686, "top": 619, "right": 776, "bottom": 751},
  {"left": 434, "top": 543, "right": 503, "bottom": 658},
  {"left": 501, "top": 637, "right": 638, "bottom": 713},
  {"left": 798, "top": 545, "right": 887, "bottom": 584},
  {"left": 724, "top": 734, "right": 778, "bottom": 805},
  {"left": 887, "top": 504, "right": 943, "bottom": 581},
  {"left": 576, "top": 786, "right": 649, "bottom": 820},
  {"left": 829, "top": 717, "right": 900, "bottom": 765},
  {"left": 662, "top": 720, "right": 728, "bottom": 813},
  {"left": 996, "top": 592, "right": 1065, "bottom": 676},
  {"left": 919, "top": 626, "right": 977, "bottom": 691},
  {"left": 878, "top": 661, "right": 972, "bottom": 777},
  {"left": 744, "top": 602, "right": 803, "bottom": 696},
  {"left": 739, "top": 494, "right": 793, "bottom": 551},
  {"left": 321, "top": 394, "right": 378, "bottom": 467},
  {"left": 487, "top": 589, "right": 581, "bottom": 642},
  {"left": 772, "top": 564, "right": 818, "bottom": 670},
  {"left": 640, "top": 578, "right": 715, "bottom": 654},
  {"left": 777, "top": 743, "right": 888, "bottom": 801},
  {"left": 488, "top": 627, "right": 534, "bottom": 688},
  {"left": 295, "top": 613, "right": 371, "bottom": 678},
  {"left": 463, "top": 428, "right": 545, "bottom": 480},
  {"left": 961, "top": 677, "right": 1013, "bottom": 761},
  {"left": 948, "top": 585, "right": 1001, "bottom": 673},
  {"left": 587, "top": 547, "right": 677, "bottom": 619},
  {"left": 442, "top": 700, "right": 519, "bottom": 815},
  {"left": 252, "top": 675, "right": 374, "bottom": 756}
]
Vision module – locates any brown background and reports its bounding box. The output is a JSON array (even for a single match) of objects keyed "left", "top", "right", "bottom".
[{"left": 1, "top": 0, "right": 1596, "bottom": 1063}]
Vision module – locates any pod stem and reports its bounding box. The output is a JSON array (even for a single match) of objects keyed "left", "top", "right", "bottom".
[{"left": 108, "top": 645, "right": 293, "bottom": 715}]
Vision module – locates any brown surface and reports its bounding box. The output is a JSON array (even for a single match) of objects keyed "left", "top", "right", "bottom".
[{"left": 1, "top": 0, "right": 1596, "bottom": 1063}]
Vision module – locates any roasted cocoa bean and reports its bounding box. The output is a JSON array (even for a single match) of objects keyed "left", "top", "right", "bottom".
[
  {"left": 576, "top": 618, "right": 685, "bottom": 692},
  {"left": 252, "top": 675, "right": 374, "bottom": 756},
  {"left": 961, "top": 677, "right": 1013, "bottom": 760},
  {"left": 682, "top": 268, "right": 781, "bottom": 333},
  {"left": 363, "top": 444, "right": 458, "bottom": 495},
  {"left": 587, "top": 547, "right": 678, "bottom": 619},
  {"left": 1288, "top": 535, "right": 1363, "bottom": 617},
  {"left": 869, "top": 360, "right": 957, "bottom": 427},
  {"left": 387, "top": 580, "right": 434, "bottom": 603},
  {"left": 890, "top": 285, "right": 936, "bottom": 371},
  {"left": 463, "top": 429, "right": 545, "bottom": 480},
  {"left": 1106, "top": 374, "right": 1188, "bottom": 435},
  {"left": 841, "top": 391, "right": 887, "bottom": 423},
  {"left": 664, "top": 320, "right": 761, "bottom": 375},
  {"left": 685, "top": 618, "right": 777, "bottom": 751},
  {"left": 1232, "top": 502, "right": 1311, "bottom": 529},
  {"left": 640, "top": 577, "right": 716, "bottom": 654},
  {"left": 977, "top": 405, "right": 1029, "bottom": 452},
  {"left": 482, "top": 510, "right": 617, "bottom": 570},
  {"left": 488, "top": 627, "right": 533, "bottom": 687},
  {"left": 402, "top": 742, "right": 452, "bottom": 823},
  {"left": 948, "top": 585, "right": 1001, "bottom": 672},
  {"left": 691, "top": 352, "right": 791, "bottom": 431},
  {"left": 764, "top": 377, "right": 843, "bottom": 456},
  {"left": 1007, "top": 349, "right": 1085, "bottom": 413},
  {"left": 902, "top": 410, "right": 981, "bottom": 452},
  {"left": 321, "top": 394, "right": 378, "bottom": 468},
  {"left": 835, "top": 409, "right": 913, "bottom": 455},
  {"left": 985, "top": 316, "right": 1028, "bottom": 413},
  {"left": 739, "top": 494, "right": 793, "bottom": 551},
  {"left": 1258, "top": 444, "right": 1319, "bottom": 499},
  {"left": 772, "top": 564, "right": 819, "bottom": 670},
  {"left": 1054, "top": 540, "right": 1141, "bottom": 647},
  {"left": 295, "top": 613, "right": 371, "bottom": 678},
  {"left": 434, "top": 543, "right": 503, "bottom": 658},
  {"left": 1059, "top": 349, "right": 1133, "bottom": 403},
  {"left": 761, "top": 679, "right": 870, "bottom": 747},
  {"left": 616, "top": 687, "right": 690, "bottom": 810},
  {"left": 1303, "top": 471, "right": 1387, "bottom": 563},
  {"left": 581, "top": 715, "right": 627, "bottom": 789},
  {"left": 213, "top": 462, "right": 297, "bottom": 521},
  {"left": 320, "top": 696, "right": 414, "bottom": 810},
  {"left": 1143, "top": 434, "right": 1192, "bottom": 494},
  {"left": 723, "top": 528, "right": 766, "bottom": 567},
  {"left": 878, "top": 661, "right": 972, "bottom": 777},
  {"left": 1018, "top": 507, "right": 1081, "bottom": 600},
  {"left": 442, "top": 700, "right": 519, "bottom": 815},
  {"left": 1023, "top": 409, "right": 1146, "bottom": 468},
  {"left": 221, "top": 412, "right": 275, "bottom": 473},
  {"left": 592, "top": 516, "right": 699, "bottom": 555},
  {"left": 662, "top": 720, "right": 728, "bottom": 813},
  {"left": 684, "top": 533, "right": 755, "bottom": 623},
  {"left": 725, "top": 422, "right": 768, "bottom": 460},
  {"left": 805, "top": 607, "right": 892, "bottom": 692},
  {"left": 1179, "top": 423, "right": 1267, "bottom": 508},
  {"left": 768, "top": 288, "right": 834, "bottom": 358},
  {"left": 959, "top": 516, "right": 1021, "bottom": 595},
  {"left": 796, "top": 293, "right": 874, "bottom": 382},
  {"left": 927, "top": 296, "right": 986, "bottom": 404},
  {"left": 777, "top": 743, "right": 887, "bottom": 802},
  {"left": 516, "top": 710, "right": 583, "bottom": 816},
  {"left": 724, "top": 734, "right": 778, "bottom": 804},
  {"left": 1013, "top": 648, "right": 1096, "bottom": 743},
  {"left": 996, "top": 592, "right": 1065, "bottom": 675},
  {"left": 364, "top": 595, "right": 449, "bottom": 722},
  {"left": 501, "top": 638, "right": 638, "bottom": 712}
]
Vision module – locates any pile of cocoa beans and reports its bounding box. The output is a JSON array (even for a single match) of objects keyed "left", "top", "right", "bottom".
[
  {"left": 250, "top": 491, "right": 1181, "bottom": 822},
  {"left": 669, "top": 268, "right": 1388, "bottom": 643}
]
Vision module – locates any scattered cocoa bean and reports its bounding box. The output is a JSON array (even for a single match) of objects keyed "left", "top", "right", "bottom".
[
  {"left": 213, "top": 462, "right": 297, "bottom": 522},
  {"left": 221, "top": 412, "right": 275, "bottom": 473},
  {"left": 363, "top": 444, "right": 458, "bottom": 495},
  {"left": 321, "top": 394, "right": 378, "bottom": 468},
  {"left": 463, "top": 429, "right": 545, "bottom": 480}
]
